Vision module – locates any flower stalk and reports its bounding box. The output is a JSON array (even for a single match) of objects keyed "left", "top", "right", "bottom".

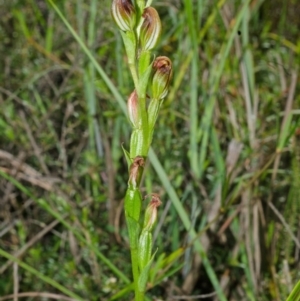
[{"left": 112, "top": 0, "right": 172, "bottom": 299}]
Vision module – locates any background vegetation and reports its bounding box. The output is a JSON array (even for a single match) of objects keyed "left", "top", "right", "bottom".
[{"left": 0, "top": 0, "right": 299, "bottom": 300}]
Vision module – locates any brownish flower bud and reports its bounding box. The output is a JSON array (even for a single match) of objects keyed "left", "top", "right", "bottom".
[
  {"left": 127, "top": 90, "right": 139, "bottom": 127},
  {"left": 128, "top": 156, "right": 145, "bottom": 189},
  {"left": 151, "top": 56, "right": 172, "bottom": 100},
  {"left": 140, "top": 7, "right": 161, "bottom": 50},
  {"left": 142, "top": 194, "right": 162, "bottom": 231},
  {"left": 111, "top": 0, "right": 136, "bottom": 32}
]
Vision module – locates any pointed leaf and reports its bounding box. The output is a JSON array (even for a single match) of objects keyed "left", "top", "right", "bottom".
[
  {"left": 122, "top": 144, "right": 132, "bottom": 170},
  {"left": 138, "top": 248, "right": 158, "bottom": 293}
]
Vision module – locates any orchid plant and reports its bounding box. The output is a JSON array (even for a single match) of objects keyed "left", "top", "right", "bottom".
[{"left": 111, "top": 0, "right": 172, "bottom": 300}]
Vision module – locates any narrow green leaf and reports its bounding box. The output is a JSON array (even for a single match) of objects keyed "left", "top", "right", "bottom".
[
  {"left": 138, "top": 249, "right": 157, "bottom": 293},
  {"left": 0, "top": 248, "right": 84, "bottom": 301},
  {"left": 122, "top": 144, "right": 132, "bottom": 170},
  {"left": 286, "top": 280, "right": 300, "bottom": 301}
]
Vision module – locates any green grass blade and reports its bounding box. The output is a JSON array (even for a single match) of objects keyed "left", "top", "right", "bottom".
[
  {"left": 148, "top": 148, "right": 228, "bottom": 301},
  {"left": 198, "top": 0, "right": 252, "bottom": 179},
  {"left": 0, "top": 248, "right": 84, "bottom": 301},
  {"left": 183, "top": 0, "right": 200, "bottom": 178},
  {"left": 286, "top": 280, "right": 300, "bottom": 301},
  {"left": 46, "top": 0, "right": 127, "bottom": 114}
]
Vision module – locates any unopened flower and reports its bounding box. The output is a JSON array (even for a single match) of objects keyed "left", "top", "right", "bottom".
[
  {"left": 138, "top": 194, "right": 161, "bottom": 270},
  {"left": 152, "top": 56, "right": 172, "bottom": 100},
  {"left": 128, "top": 156, "right": 145, "bottom": 189},
  {"left": 142, "top": 194, "right": 162, "bottom": 232},
  {"left": 127, "top": 90, "right": 139, "bottom": 127},
  {"left": 140, "top": 7, "right": 161, "bottom": 50},
  {"left": 111, "top": 0, "right": 136, "bottom": 32}
]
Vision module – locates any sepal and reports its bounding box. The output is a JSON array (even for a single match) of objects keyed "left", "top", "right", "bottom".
[
  {"left": 151, "top": 56, "right": 172, "bottom": 100},
  {"left": 142, "top": 193, "right": 161, "bottom": 232},
  {"left": 140, "top": 7, "right": 161, "bottom": 50},
  {"left": 111, "top": 0, "right": 136, "bottom": 32},
  {"left": 127, "top": 90, "right": 140, "bottom": 128},
  {"left": 128, "top": 156, "right": 145, "bottom": 189}
]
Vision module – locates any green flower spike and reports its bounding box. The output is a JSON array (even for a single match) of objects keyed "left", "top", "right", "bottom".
[
  {"left": 111, "top": 0, "right": 136, "bottom": 32},
  {"left": 140, "top": 7, "right": 161, "bottom": 50},
  {"left": 152, "top": 56, "right": 172, "bottom": 100}
]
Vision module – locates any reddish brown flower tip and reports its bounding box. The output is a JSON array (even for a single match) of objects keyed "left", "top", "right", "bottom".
[
  {"left": 147, "top": 193, "right": 162, "bottom": 208},
  {"left": 152, "top": 56, "right": 172, "bottom": 99},
  {"left": 142, "top": 193, "right": 162, "bottom": 231},
  {"left": 128, "top": 156, "right": 145, "bottom": 188},
  {"left": 111, "top": 0, "right": 136, "bottom": 31},
  {"left": 140, "top": 7, "right": 161, "bottom": 50}
]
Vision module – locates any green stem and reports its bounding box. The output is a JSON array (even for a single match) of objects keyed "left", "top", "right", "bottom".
[
  {"left": 136, "top": 290, "right": 144, "bottom": 301},
  {"left": 130, "top": 129, "right": 149, "bottom": 158},
  {"left": 120, "top": 30, "right": 139, "bottom": 89},
  {"left": 130, "top": 247, "right": 141, "bottom": 300},
  {"left": 128, "top": 61, "right": 139, "bottom": 89},
  {"left": 124, "top": 184, "right": 144, "bottom": 300}
]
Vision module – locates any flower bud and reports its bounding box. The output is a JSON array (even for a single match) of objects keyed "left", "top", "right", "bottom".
[
  {"left": 138, "top": 229, "right": 152, "bottom": 271},
  {"left": 140, "top": 7, "right": 161, "bottom": 50},
  {"left": 111, "top": 0, "right": 136, "bottom": 32},
  {"left": 127, "top": 90, "right": 139, "bottom": 127},
  {"left": 128, "top": 156, "right": 145, "bottom": 189},
  {"left": 142, "top": 194, "right": 162, "bottom": 232},
  {"left": 152, "top": 56, "right": 172, "bottom": 100}
]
